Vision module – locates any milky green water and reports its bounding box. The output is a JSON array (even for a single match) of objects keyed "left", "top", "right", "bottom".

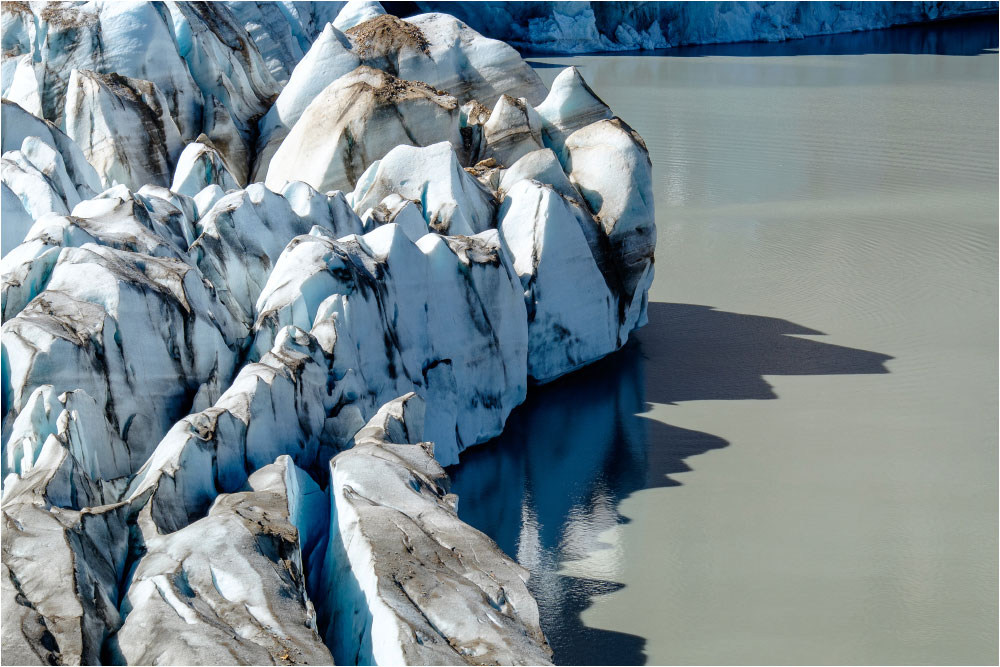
[{"left": 450, "top": 21, "right": 998, "bottom": 665}]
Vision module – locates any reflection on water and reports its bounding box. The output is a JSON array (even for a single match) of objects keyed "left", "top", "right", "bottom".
[
  {"left": 449, "top": 303, "right": 892, "bottom": 665},
  {"left": 449, "top": 339, "right": 652, "bottom": 665},
  {"left": 648, "top": 16, "right": 998, "bottom": 58}
]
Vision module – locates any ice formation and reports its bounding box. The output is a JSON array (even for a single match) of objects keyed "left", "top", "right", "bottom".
[
  {"left": 0, "top": 1, "right": 660, "bottom": 664},
  {"left": 412, "top": 1, "right": 998, "bottom": 53}
]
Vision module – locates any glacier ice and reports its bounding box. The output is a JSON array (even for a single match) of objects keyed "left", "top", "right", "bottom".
[
  {"left": 348, "top": 142, "right": 497, "bottom": 237},
  {"left": 264, "top": 67, "right": 464, "bottom": 194},
  {"left": 319, "top": 394, "right": 551, "bottom": 665},
  {"left": 535, "top": 66, "right": 613, "bottom": 155},
  {"left": 0, "top": 2, "right": 673, "bottom": 664},
  {"left": 251, "top": 223, "right": 528, "bottom": 465},
  {"left": 170, "top": 137, "right": 242, "bottom": 196},
  {"left": 498, "top": 179, "right": 619, "bottom": 382},
  {"left": 412, "top": 1, "right": 999, "bottom": 53},
  {"left": 333, "top": 0, "right": 386, "bottom": 31},
  {"left": 64, "top": 69, "right": 185, "bottom": 190},
  {"left": 114, "top": 456, "right": 333, "bottom": 665}
]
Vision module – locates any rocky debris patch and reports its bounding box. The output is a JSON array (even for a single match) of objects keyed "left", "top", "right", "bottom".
[{"left": 346, "top": 13, "right": 430, "bottom": 58}]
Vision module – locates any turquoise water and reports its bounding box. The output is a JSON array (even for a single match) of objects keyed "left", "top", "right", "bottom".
[{"left": 450, "top": 19, "right": 998, "bottom": 665}]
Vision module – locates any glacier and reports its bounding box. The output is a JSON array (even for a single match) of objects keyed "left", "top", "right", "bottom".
[
  {"left": 410, "top": 1, "right": 998, "bottom": 53},
  {"left": 0, "top": 1, "right": 660, "bottom": 664}
]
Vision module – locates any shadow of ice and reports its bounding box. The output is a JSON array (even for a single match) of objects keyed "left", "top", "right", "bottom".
[{"left": 448, "top": 302, "right": 892, "bottom": 665}]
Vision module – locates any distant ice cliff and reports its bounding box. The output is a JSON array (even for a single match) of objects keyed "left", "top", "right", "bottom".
[{"left": 410, "top": 1, "right": 999, "bottom": 53}]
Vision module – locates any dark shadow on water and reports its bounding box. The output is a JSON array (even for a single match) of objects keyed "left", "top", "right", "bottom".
[
  {"left": 522, "top": 15, "right": 998, "bottom": 62},
  {"left": 447, "top": 302, "right": 892, "bottom": 665},
  {"left": 638, "top": 303, "right": 892, "bottom": 404}
]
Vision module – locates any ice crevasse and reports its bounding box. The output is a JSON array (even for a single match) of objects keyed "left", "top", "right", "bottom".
[{"left": 0, "top": 1, "right": 656, "bottom": 664}]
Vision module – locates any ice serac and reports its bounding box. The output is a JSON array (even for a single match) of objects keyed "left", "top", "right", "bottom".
[
  {"left": 1, "top": 186, "right": 198, "bottom": 323},
  {"left": 499, "top": 148, "right": 583, "bottom": 204},
  {"left": 113, "top": 456, "right": 332, "bottom": 666},
  {"left": 1, "top": 1, "right": 291, "bottom": 188},
  {"left": 163, "top": 0, "right": 280, "bottom": 183},
  {"left": 359, "top": 193, "right": 429, "bottom": 242},
  {"left": 350, "top": 142, "right": 496, "bottom": 236},
  {"left": 254, "top": 23, "right": 361, "bottom": 177},
  {"left": 498, "top": 179, "right": 618, "bottom": 382},
  {"left": 252, "top": 9, "right": 547, "bottom": 180},
  {"left": 2, "top": 244, "right": 240, "bottom": 472},
  {"left": 482, "top": 94, "right": 545, "bottom": 168},
  {"left": 252, "top": 222, "right": 527, "bottom": 465},
  {"left": 2, "top": 412, "right": 129, "bottom": 666},
  {"left": 319, "top": 394, "right": 552, "bottom": 665},
  {"left": 562, "top": 116, "right": 656, "bottom": 317},
  {"left": 230, "top": 0, "right": 348, "bottom": 59},
  {"left": 189, "top": 183, "right": 361, "bottom": 335},
  {"left": 535, "top": 66, "right": 613, "bottom": 155},
  {"left": 0, "top": 1, "right": 203, "bottom": 136},
  {"left": 349, "top": 12, "right": 548, "bottom": 108},
  {"left": 3, "top": 385, "right": 130, "bottom": 506},
  {"left": 0, "top": 183, "right": 33, "bottom": 257},
  {"left": 219, "top": 1, "right": 308, "bottom": 84},
  {"left": 171, "top": 136, "right": 241, "bottom": 197},
  {"left": 265, "top": 67, "right": 463, "bottom": 194},
  {"left": 0, "top": 125, "right": 107, "bottom": 255},
  {"left": 124, "top": 326, "right": 334, "bottom": 534},
  {"left": 413, "top": 1, "right": 999, "bottom": 53},
  {"left": 64, "top": 69, "right": 184, "bottom": 190},
  {"left": 334, "top": 0, "right": 387, "bottom": 31}
]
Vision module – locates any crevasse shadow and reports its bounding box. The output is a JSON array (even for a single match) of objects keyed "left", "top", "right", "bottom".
[{"left": 447, "top": 302, "right": 892, "bottom": 665}]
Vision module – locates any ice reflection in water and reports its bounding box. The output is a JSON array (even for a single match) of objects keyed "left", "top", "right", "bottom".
[
  {"left": 448, "top": 339, "right": 727, "bottom": 665},
  {"left": 448, "top": 302, "right": 894, "bottom": 664}
]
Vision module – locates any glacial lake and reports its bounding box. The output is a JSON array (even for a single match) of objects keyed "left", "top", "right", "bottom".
[{"left": 448, "top": 19, "right": 998, "bottom": 665}]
